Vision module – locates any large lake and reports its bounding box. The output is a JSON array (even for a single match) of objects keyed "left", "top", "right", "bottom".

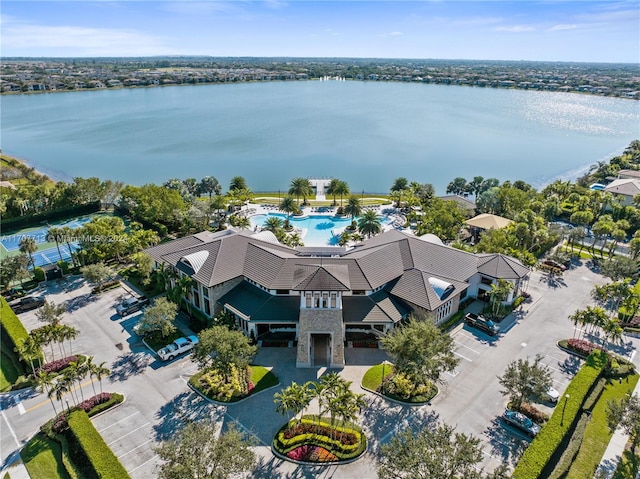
[{"left": 2, "top": 81, "right": 638, "bottom": 194}]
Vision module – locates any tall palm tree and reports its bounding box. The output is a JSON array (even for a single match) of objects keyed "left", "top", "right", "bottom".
[
  {"left": 19, "top": 236, "right": 37, "bottom": 268},
  {"left": 15, "top": 336, "right": 42, "bottom": 377},
  {"left": 36, "top": 370, "right": 58, "bottom": 415},
  {"left": 279, "top": 196, "right": 299, "bottom": 224},
  {"left": 47, "top": 226, "right": 66, "bottom": 263},
  {"left": 344, "top": 195, "right": 362, "bottom": 222},
  {"left": 334, "top": 180, "right": 350, "bottom": 208},
  {"left": 198, "top": 176, "right": 221, "bottom": 199},
  {"left": 390, "top": 177, "right": 409, "bottom": 208},
  {"left": 92, "top": 361, "right": 111, "bottom": 394},
  {"left": 357, "top": 210, "right": 382, "bottom": 239},
  {"left": 288, "top": 178, "right": 313, "bottom": 207},
  {"left": 326, "top": 179, "right": 340, "bottom": 206},
  {"left": 273, "top": 382, "right": 313, "bottom": 428}
]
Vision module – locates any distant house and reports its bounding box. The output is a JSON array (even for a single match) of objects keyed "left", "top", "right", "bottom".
[
  {"left": 439, "top": 195, "right": 476, "bottom": 216},
  {"left": 604, "top": 178, "right": 640, "bottom": 206}
]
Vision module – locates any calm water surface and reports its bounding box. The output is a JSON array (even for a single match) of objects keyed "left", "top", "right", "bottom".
[{"left": 2, "top": 81, "right": 638, "bottom": 193}]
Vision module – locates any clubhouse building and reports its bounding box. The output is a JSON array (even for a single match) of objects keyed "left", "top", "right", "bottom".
[{"left": 145, "top": 229, "right": 529, "bottom": 368}]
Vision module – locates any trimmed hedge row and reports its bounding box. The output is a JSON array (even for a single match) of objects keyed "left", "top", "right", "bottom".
[
  {"left": 0, "top": 297, "right": 29, "bottom": 369},
  {"left": 273, "top": 417, "right": 367, "bottom": 461},
  {"left": 66, "top": 410, "right": 131, "bottom": 479},
  {"left": 512, "top": 350, "right": 608, "bottom": 479},
  {"left": 0, "top": 201, "right": 101, "bottom": 231},
  {"left": 548, "top": 413, "right": 590, "bottom": 479}
]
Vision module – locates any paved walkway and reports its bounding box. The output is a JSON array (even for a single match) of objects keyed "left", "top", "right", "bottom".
[
  {"left": 595, "top": 378, "right": 640, "bottom": 479},
  {"left": 2, "top": 457, "right": 31, "bottom": 479}
]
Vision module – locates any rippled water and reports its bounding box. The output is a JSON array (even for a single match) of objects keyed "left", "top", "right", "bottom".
[{"left": 2, "top": 81, "right": 638, "bottom": 193}]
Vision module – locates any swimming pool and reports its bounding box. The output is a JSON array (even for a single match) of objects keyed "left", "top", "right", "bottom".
[{"left": 249, "top": 212, "right": 392, "bottom": 246}]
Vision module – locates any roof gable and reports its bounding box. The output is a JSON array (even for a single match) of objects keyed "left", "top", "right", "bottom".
[
  {"left": 293, "top": 264, "right": 351, "bottom": 291},
  {"left": 477, "top": 253, "right": 529, "bottom": 279}
]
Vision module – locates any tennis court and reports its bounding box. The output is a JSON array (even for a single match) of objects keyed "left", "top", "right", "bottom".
[{"left": 0, "top": 215, "right": 96, "bottom": 267}]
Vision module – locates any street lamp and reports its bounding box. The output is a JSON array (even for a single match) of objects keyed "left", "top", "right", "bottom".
[
  {"left": 561, "top": 393, "right": 570, "bottom": 426},
  {"left": 65, "top": 398, "right": 71, "bottom": 413}
]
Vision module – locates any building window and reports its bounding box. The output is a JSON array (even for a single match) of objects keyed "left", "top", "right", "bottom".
[
  {"left": 306, "top": 292, "right": 312, "bottom": 308},
  {"left": 314, "top": 293, "right": 321, "bottom": 308},
  {"left": 480, "top": 276, "right": 493, "bottom": 286},
  {"left": 330, "top": 292, "right": 337, "bottom": 308},
  {"left": 322, "top": 292, "right": 329, "bottom": 308},
  {"left": 276, "top": 289, "right": 289, "bottom": 295}
]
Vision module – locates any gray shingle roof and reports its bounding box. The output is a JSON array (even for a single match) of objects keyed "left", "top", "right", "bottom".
[
  {"left": 342, "top": 291, "right": 408, "bottom": 324},
  {"left": 388, "top": 269, "right": 469, "bottom": 311},
  {"left": 293, "top": 264, "right": 351, "bottom": 291},
  {"left": 477, "top": 254, "right": 529, "bottom": 279},
  {"left": 217, "top": 282, "right": 300, "bottom": 322}
]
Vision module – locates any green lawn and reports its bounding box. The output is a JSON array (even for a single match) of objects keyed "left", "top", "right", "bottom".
[
  {"left": 361, "top": 362, "right": 394, "bottom": 391},
  {"left": 566, "top": 373, "right": 639, "bottom": 479},
  {"left": 20, "top": 433, "right": 70, "bottom": 479},
  {"left": 250, "top": 365, "right": 279, "bottom": 393}
]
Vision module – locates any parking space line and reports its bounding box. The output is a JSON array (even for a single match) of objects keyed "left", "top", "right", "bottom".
[
  {"left": 545, "top": 354, "right": 569, "bottom": 364},
  {"left": 107, "top": 422, "right": 150, "bottom": 446},
  {"left": 118, "top": 439, "right": 153, "bottom": 459},
  {"left": 454, "top": 351, "right": 473, "bottom": 362},
  {"left": 128, "top": 455, "right": 157, "bottom": 473},
  {"left": 98, "top": 411, "right": 140, "bottom": 433},
  {"left": 454, "top": 341, "right": 481, "bottom": 355},
  {"left": 541, "top": 363, "right": 564, "bottom": 374},
  {"left": 1, "top": 409, "right": 20, "bottom": 448}
]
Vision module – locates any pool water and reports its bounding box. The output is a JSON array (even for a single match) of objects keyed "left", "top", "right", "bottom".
[{"left": 250, "top": 213, "right": 382, "bottom": 246}]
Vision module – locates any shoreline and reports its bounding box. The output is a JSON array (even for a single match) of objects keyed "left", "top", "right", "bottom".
[{"left": 1, "top": 152, "right": 70, "bottom": 183}]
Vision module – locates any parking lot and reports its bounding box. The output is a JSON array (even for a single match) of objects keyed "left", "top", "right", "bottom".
[{"left": 3, "top": 261, "right": 638, "bottom": 478}]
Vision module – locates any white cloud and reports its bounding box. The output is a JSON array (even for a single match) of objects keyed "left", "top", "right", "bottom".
[
  {"left": 389, "top": 31, "right": 403, "bottom": 36},
  {"left": 548, "top": 24, "right": 578, "bottom": 32},
  {"left": 2, "top": 17, "right": 177, "bottom": 56},
  {"left": 495, "top": 25, "right": 535, "bottom": 33}
]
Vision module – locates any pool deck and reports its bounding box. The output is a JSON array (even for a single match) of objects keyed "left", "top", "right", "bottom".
[{"left": 240, "top": 201, "right": 408, "bottom": 247}]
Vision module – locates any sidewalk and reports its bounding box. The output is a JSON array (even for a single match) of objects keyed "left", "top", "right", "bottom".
[
  {"left": 595, "top": 375, "right": 640, "bottom": 479},
  {"left": 1, "top": 457, "right": 31, "bottom": 479}
]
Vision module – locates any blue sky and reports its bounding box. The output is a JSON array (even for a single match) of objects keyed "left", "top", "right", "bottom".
[{"left": 2, "top": 1, "right": 639, "bottom": 62}]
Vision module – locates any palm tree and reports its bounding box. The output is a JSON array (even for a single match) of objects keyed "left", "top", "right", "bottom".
[
  {"left": 334, "top": 180, "right": 350, "bottom": 208},
  {"left": 283, "top": 233, "right": 304, "bottom": 247},
  {"left": 273, "top": 382, "right": 313, "bottom": 428},
  {"left": 326, "top": 179, "right": 340, "bottom": 206},
  {"left": 338, "top": 231, "right": 351, "bottom": 246},
  {"left": 229, "top": 176, "right": 247, "bottom": 192},
  {"left": 487, "top": 279, "right": 514, "bottom": 316},
  {"left": 357, "top": 210, "right": 382, "bottom": 239},
  {"left": 288, "top": 178, "right": 313, "bottom": 207},
  {"left": 603, "top": 319, "right": 624, "bottom": 346},
  {"left": 263, "top": 216, "right": 284, "bottom": 234},
  {"left": 92, "top": 361, "right": 111, "bottom": 394},
  {"left": 235, "top": 216, "right": 251, "bottom": 230},
  {"left": 19, "top": 236, "right": 37, "bottom": 268},
  {"left": 15, "top": 336, "right": 42, "bottom": 377},
  {"left": 344, "top": 195, "right": 362, "bottom": 222},
  {"left": 390, "top": 177, "right": 409, "bottom": 208},
  {"left": 47, "top": 226, "right": 66, "bottom": 263},
  {"left": 36, "top": 370, "right": 58, "bottom": 415},
  {"left": 279, "top": 195, "right": 299, "bottom": 225},
  {"left": 61, "top": 370, "right": 79, "bottom": 406}
]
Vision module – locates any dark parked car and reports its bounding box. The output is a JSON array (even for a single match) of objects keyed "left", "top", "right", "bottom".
[
  {"left": 502, "top": 410, "right": 541, "bottom": 437},
  {"left": 541, "top": 259, "right": 566, "bottom": 271},
  {"left": 465, "top": 313, "right": 500, "bottom": 336},
  {"left": 115, "top": 296, "right": 149, "bottom": 316},
  {"left": 9, "top": 296, "right": 46, "bottom": 313}
]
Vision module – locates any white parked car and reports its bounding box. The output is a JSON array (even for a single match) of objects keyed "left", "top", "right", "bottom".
[
  {"left": 157, "top": 335, "right": 199, "bottom": 361},
  {"left": 545, "top": 386, "right": 560, "bottom": 404}
]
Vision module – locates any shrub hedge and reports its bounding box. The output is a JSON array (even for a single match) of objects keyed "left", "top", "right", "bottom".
[
  {"left": 0, "top": 297, "right": 29, "bottom": 369},
  {"left": 548, "top": 413, "right": 590, "bottom": 479},
  {"left": 512, "top": 350, "right": 608, "bottom": 479},
  {"left": 65, "top": 410, "right": 130, "bottom": 479},
  {"left": 0, "top": 202, "right": 101, "bottom": 231},
  {"left": 273, "top": 417, "right": 366, "bottom": 461}
]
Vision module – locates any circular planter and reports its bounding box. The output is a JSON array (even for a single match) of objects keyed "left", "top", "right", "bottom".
[{"left": 272, "top": 418, "right": 367, "bottom": 465}]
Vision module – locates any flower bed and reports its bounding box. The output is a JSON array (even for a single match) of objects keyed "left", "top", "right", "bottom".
[
  {"left": 287, "top": 445, "right": 338, "bottom": 462},
  {"left": 46, "top": 392, "right": 125, "bottom": 435},
  {"left": 190, "top": 365, "right": 278, "bottom": 403},
  {"left": 36, "top": 355, "right": 85, "bottom": 375},
  {"left": 273, "top": 416, "right": 366, "bottom": 463},
  {"left": 565, "top": 339, "right": 606, "bottom": 357}
]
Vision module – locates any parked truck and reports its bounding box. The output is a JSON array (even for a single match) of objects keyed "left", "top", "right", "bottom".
[{"left": 464, "top": 312, "right": 500, "bottom": 337}]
